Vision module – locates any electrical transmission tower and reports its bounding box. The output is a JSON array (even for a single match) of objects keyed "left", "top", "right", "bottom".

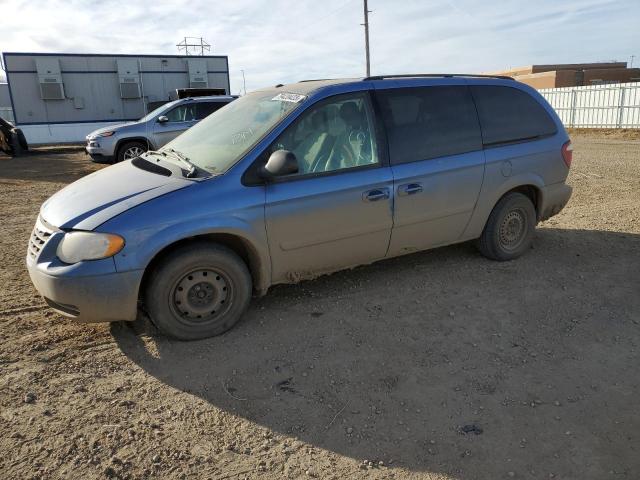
[{"left": 177, "top": 37, "right": 211, "bottom": 56}]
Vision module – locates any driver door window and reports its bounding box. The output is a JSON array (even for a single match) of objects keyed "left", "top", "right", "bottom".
[
  {"left": 271, "top": 92, "right": 379, "bottom": 176},
  {"left": 165, "top": 104, "right": 197, "bottom": 123}
]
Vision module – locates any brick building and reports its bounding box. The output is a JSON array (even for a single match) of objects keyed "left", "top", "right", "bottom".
[{"left": 487, "top": 62, "right": 640, "bottom": 89}]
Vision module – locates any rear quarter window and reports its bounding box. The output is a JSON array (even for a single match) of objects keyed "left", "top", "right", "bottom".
[
  {"left": 376, "top": 85, "right": 482, "bottom": 164},
  {"left": 470, "top": 85, "right": 557, "bottom": 146}
]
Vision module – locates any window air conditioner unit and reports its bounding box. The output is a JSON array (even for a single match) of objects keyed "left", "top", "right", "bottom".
[
  {"left": 117, "top": 59, "right": 142, "bottom": 99},
  {"left": 40, "top": 78, "right": 65, "bottom": 100},
  {"left": 36, "top": 58, "right": 65, "bottom": 100},
  {"left": 188, "top": 59, "right": 209, "bottom": 88}
]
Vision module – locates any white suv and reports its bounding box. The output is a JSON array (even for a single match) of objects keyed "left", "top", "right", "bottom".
[{"left": 85, "top": 95, "right": 236, "bottom": 163}]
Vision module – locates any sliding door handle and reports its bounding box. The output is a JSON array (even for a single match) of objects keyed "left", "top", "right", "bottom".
[{"left": 398, "top": 183, "right": 423, "bottom": 196}]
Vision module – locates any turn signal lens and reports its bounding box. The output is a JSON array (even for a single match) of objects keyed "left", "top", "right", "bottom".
[
  {"left": 97, "top": 131, "right": 115, "bottom": 137},
  {"left": 57, "top": 232, "right": 125, "bottom": 264}
]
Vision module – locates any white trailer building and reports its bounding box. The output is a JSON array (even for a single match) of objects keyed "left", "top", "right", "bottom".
[
  {"left": 0, "top": 83, "right": 13, "bottom": 122},
  {"left": 2, "top": 52, "right": 230, "bottom": 144}
]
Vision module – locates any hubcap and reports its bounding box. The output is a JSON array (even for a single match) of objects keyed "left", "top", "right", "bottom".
[
  {"left": 499, "top": 210, "right": 526, "bottom": 249},
  {"left": 172, "top": 269, "right": 229, "bottom": 322},
  {"left": 123, "top": 146, "right": 145, "bottom": 160}
]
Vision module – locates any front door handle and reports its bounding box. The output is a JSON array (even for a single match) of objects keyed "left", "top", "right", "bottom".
[
  {"left": 398, "top": 183, "right": 423, "bottom": 196},
  {"left": 363, "top": 188, "right": 390, "bottom": 202}
]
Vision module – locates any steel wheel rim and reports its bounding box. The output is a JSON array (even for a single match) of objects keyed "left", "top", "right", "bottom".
[
  {"left": 499, "top": 208, "right": 527, "bottom": 251},
  {"left": 170, "top": 268, "right": 232, "bottom": 325},
  {"left": 123, "top": 146, "right": 145, "bottom": 160}
]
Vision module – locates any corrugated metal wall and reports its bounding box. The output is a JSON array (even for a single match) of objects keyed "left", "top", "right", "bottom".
[
  {"left": 3, "top": 53, "right": 230, "bottom": 143},
  {"left": 539, "top": 82, "right": 640, "bottom": 128},
  {"left": 4, "top": 53, "right": 230, "bottom": 126},
  {"left": 0, "top": 83, "right": 14, "bottom": 122}
]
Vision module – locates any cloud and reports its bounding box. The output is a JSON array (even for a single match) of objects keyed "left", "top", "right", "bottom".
[{"left": 1, "top": 0, "right": 639, "bottom": 93}]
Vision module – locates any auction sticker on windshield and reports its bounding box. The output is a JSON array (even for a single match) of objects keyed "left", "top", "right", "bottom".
[{"left": 271, "top": 93, "right": 306, "bottom": 103}]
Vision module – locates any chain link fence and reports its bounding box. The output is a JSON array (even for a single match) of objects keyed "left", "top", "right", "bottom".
[{"left": 539, "top": 82, "right": 640, "bottom": 128}]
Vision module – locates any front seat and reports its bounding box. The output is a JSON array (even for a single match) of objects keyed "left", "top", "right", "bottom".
[
  {"left": 326, "top": 102, "right": 371, "bottom": 171},
  {"left": 292, "top": 111, "right": 331, "bottom": 174}
]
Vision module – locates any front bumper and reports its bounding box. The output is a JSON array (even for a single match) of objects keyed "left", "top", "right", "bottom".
[
  {"left": 85, "top": 137, "right": 116, "bottom": 162},
  {"left": 27, "top": 240, "right": 143, "bottom": 323},
  {"left": 86, "top": 151, "right": 115, "bottom": 163},
  {"left": 539, "top": 182, "right": 573, "bottom": 221}
]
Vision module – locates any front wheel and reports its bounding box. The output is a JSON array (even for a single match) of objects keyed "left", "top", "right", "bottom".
[
  {"left": 117, "top": 141, "right": 147, "bottom": 163},
  {"left": 144, "top": 243, "right": 252, "bottom": 340},
  {"left": 476, "top": 192, "right": 536, "bottom": 261}
]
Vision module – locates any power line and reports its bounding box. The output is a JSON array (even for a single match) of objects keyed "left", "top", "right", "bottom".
[{"left": 296, "top": 0, "right": 358, "bottom": 32}]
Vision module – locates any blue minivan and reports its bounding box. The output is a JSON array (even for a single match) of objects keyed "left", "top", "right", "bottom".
[{"left": 27, "top": 74, "right": 572, "bottom": 340}]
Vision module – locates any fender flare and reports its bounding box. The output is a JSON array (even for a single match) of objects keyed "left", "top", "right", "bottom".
[
  {"left": 115, "top": 137, "right": 156, "bottom": 157},
  {"left": 463, "top": 173, "right": 545, "bottom": 239},
  {"left": 116, "top": 217, "right": 272, "bottom": 294}
]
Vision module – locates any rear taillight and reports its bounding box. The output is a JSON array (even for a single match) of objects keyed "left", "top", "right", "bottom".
[{"left": 561, "top": 140, "right": 573, "bottom": 168}]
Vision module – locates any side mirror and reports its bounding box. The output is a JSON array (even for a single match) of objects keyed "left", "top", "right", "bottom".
[
  {"left": 157, "top": 115, "right": 169, "bottom": 123},
  {"left": 260, "top": 150, "right": 298, "bottom": 180}
]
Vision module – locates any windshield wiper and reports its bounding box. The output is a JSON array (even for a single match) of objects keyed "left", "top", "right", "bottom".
[
  {"left": 162, "top": 148, "right": 198, "bottom": 178},
  {"left": 141, "top": 150, "right": 163, "bottom": 158}
]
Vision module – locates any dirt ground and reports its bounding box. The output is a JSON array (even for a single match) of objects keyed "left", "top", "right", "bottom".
[{"left": 0, "top": 134, "right": 638, "bottom": 480}]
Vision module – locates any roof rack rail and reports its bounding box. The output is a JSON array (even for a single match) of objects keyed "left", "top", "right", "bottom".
[
  {"left": 298, "top": 78, "right": 337, "bottom": 83},
  {"left": 363, "top": 73, "right": 514, "bottom": 81}
]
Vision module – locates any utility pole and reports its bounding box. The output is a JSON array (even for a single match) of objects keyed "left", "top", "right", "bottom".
[
  {"left": 362, "top": 0, "right": 371, "bottom": 77},
  {"left": 630, "top": 55, "right": 635, "bottom": 68},
  {"left": 241, "top": 70, "right": 247, "bottom": 95}
]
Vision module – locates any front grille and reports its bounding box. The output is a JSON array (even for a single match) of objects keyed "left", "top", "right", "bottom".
[{"left": 28, "top": 216, "right": 55, "bottom": 259}]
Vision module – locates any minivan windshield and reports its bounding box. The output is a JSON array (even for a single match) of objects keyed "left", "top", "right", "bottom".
[{"left": 161, "top": 90, "right": 305, "bottom": 174}]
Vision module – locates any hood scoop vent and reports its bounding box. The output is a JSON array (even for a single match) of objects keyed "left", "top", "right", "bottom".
[{"left": 132, "top": 157, "right": 172, "bottom": 177}]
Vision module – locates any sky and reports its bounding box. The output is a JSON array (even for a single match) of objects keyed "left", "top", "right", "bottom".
[{"left": 1, "top": 0, "right": 639, "bottom": 93}]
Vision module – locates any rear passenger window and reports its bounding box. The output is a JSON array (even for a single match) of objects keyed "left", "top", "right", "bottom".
[
  {"left": 377, "top": 86, "right": 482, "bottom": 165},
  {"left": 470, "top": 86, "right": 557, "bottom": 146},
  {"left": 196, "top": 102, "right": 225, "bottom": 120}
]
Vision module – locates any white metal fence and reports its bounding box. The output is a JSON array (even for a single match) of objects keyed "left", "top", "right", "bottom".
[{"left": 539, "top": 82, "right": 640, "bottom": 128}]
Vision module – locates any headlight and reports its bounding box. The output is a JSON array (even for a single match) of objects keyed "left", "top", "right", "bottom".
[
  {"left": 96, "top": 131, "right": 115, "bottom": 137},
  {"left": 57, "top": 232, "right": 125, "bottom": 264}
]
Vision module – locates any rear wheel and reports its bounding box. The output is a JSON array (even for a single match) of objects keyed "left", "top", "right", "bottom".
[
  {"left": 144, "top": 243, "right": 252, "bottom": 340},
  {"left": 117, "top": 141, "right": 147, "bottom": 162},
  {"left": 477, "top": 192, "right": 536, "bottom": 261}
]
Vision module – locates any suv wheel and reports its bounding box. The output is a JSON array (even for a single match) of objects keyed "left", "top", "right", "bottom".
[
  {"left": 477, "top": 192, "right": 536, "bottom": 261},
  {"left": 117, "top": 141, "right": 148, "bottom": 162},
  {"left": 144, "top": 243, "right": 252, "bottom": 340}
]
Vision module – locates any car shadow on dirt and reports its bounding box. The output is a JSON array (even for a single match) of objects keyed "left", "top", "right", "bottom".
[
  {"left": 0, "top": 149, "right": 103, "bottom": 183},
  {"left": 112, "top": 227, "right": 640, "bottom": 478}
]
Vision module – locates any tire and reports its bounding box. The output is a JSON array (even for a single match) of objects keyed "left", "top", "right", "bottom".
[
  {"left": 144, "top": 243, "right": 252, "bottom": 340},
  {"left": 477, "top": 192, "right": 536, "bottom": 261},
  {"left": 16, "top": 129, "right": 29, "bottom": 151},
  {"left": 8, "top": 131, "right": 23, "bottom": 157},
  {"left": 117, "top": 141, "right": 147, "bottom": 163}
]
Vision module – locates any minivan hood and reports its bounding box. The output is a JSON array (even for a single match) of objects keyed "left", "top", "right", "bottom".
[{"left": 41, "top": 160, "right": 192, "bottom": 230}]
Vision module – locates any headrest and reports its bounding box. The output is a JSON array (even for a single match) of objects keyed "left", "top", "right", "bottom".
[{"left": 339, "top": 102, "right": 360, "bottom": 123}]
